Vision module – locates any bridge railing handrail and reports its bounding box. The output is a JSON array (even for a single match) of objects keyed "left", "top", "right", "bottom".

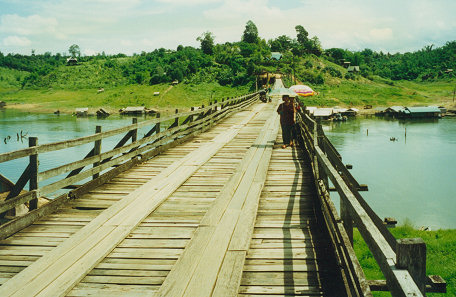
[
  {"left": 295, "top": 104, "right": 431, "bottom": 297},
  {"left": 0, "top": 94, "right": 254, "bottom": 163},
  {"left": 0, "top": 92, "right": 260, "bottom": 227}
]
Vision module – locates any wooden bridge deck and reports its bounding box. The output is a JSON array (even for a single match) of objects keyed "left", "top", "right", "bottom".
[{"left": 0, "top": 100, "right": 345, "bottom": 296}]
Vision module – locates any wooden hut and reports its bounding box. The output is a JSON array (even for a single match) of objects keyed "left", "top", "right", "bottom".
[
  {"left": 75, "top": 108, "right": 88, "bottom": 117},
  {"left": 400, "top": 106, "right": 441, "bottom": 118},
  {"left": 313, "top": 108, "right": 334, "bottom": 120},
  {"left": 66, "top": 57, "right": 78, "bottom": 66},
  {"left": 120, "top": 106, "right": 146, "bottom": 115}
]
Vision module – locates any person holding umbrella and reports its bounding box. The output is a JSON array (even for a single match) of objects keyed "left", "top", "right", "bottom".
[{"left": 277, "top": 94, "right": 299, "bottom": 149}]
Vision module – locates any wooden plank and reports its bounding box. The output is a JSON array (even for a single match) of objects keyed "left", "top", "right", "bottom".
[
  {"left": 0, "top": 99, "right": 265, "bottom": 297},
  {"left": 157, "top": 103, "right": 278, "bottom": 297}
]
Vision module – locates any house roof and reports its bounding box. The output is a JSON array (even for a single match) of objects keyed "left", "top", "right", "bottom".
[
  {"left": 313, "top": 108, "right": 333, "bottom": 117},
  {"left": 270, "top": 52, "right": 282, "bottom": 60},
  {"left": 347, "top": 66, "right": 360, "bottom": 72},
  {"left": 386, "top": 106, "right": 404, "bottom": 112},
  {"left": 124, "top": 106, "right": 145, "bottom": 112},
  {"left": 405, "top": 106, "right": 441, "bottom": 113}
]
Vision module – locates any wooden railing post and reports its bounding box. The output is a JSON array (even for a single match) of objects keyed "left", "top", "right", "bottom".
[
  {"left": 340, "top": 197, "right": 353, "bottom": 245},
  {"left": 131, "top": 118, "right": 138, "bottom": 143},
  {"left": 93, "top": 126, "right": 102, "bottom": 180},
  {"left": 29, "top": 137, "right": 38, "bottom": 210},
  {"left": 397, "top": 238, "right": 427, "bottom": 295},
  {"left": 190, "top": 107, "right": 194, "bottom": 122},
  {"left": 155, "top": 113, "right": 161, "bottom": 134},
  {"left": 316, "top": 121, "right": 328, "bottom": 188},
  {"left": 173, "top": 109, "right": 179, "bottom": 128}
]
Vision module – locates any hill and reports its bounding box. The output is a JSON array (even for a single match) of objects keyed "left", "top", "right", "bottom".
[{"left": 1, "top": 21, "right": 455, "bottom": 113}]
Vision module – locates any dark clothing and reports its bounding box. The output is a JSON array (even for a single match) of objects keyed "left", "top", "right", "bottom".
[
  {"left": 277, "top": 102, "right": 298, "bottom": 145},
  {"left": 277, "top": 103, "right": 295, "bottom": 126},
  {"left": 281, "top": 124, "right": 295, "bottom": 145}
]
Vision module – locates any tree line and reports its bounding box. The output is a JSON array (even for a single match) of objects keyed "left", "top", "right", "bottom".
[{"left": 0, "top": 20, "right": 454, "bottom": 90}]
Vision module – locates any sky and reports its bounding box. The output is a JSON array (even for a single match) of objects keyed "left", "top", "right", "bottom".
[{"left": 1, "top": 0, "right": 455, "bottom": 56}]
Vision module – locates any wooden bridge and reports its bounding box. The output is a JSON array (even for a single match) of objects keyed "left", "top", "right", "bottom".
[{"left": 0, "top": 81, "right": 446, "bottom": 296}]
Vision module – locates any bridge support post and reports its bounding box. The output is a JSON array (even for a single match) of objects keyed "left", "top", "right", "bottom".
[
  {"left": 92, "top": 126, "right": 102, "bottom": 180},
  {"left": 397, "top": 238, "right": 427, "bottom": 295},
  {"left": 29, "top": 137, "right": 38, "bottom": 210}
]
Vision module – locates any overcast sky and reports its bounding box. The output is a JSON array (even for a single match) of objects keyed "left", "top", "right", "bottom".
[{"left": 1, "top": 0, "right": 455, "bottom": 56}]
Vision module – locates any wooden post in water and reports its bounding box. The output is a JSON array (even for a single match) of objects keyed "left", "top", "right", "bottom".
[
  {"left": 29, "top": 137, "right": 38, "bottom": 210},
  {"left": 93, "top": 126, "right": 102, "bottom": 180},
  {"left": 397, "top": 238, "right": 426, "bottom": 295}
]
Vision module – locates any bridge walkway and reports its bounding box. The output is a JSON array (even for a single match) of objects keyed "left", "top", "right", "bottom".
[{"left": 0, "top": 99, "right": 345, "bottom": 296}]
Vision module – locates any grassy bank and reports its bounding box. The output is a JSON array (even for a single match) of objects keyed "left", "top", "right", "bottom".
[
  {"left": 354, "top": 223, "right": 456, "bottom": 296},
  {"left": 305, "top": 78, "right": 456, "bottom": 109},
  {"left": 0, "top": 82, "right": 251, "bottom": 114}
]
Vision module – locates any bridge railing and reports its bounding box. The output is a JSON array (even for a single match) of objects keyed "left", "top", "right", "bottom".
[
  {"left": 295, "top": 103, "right": 446, "bottom": 297},
  {"left": 0, "top": 92, "right": 260, "bottom": 238}
]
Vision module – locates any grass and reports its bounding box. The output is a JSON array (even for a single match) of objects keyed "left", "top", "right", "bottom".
[
  {"left": 0, "top": 82, "right": 251, "bottom": 114},
  {"left": 307, "top": 78, "right": 456, "bottom": 109},
  {"left": 354, "top": 222, "right": 456, "bottom": 296}
]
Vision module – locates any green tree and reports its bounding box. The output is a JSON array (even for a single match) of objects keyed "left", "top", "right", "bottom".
[
  {"left": 68, "top": 44, "right": 81, "bottom": 57},
  {"left": 197, "top": 31, "right": 215, "bottom": 55},
  {"left": 295, "top": 25, "right": 309, "bottom": 45},
  {"left": 242, "top": 20, "right": 259, "bottom": 44}
]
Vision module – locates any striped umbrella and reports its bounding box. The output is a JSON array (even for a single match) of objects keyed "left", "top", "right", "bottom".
[{"left": 289, "top": 85, "right": 315, "bottom": 97}]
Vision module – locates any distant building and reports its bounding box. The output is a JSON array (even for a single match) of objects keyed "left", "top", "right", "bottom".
[
  {"left": 66, "top": 57, "right": 78, "bottom": 66},
  {"left": 343, "top": 61, "right": 351, "bottom": 68},
  {"left": 270, "top": 52, "right": 282, "bottom": 61},
  {"left": 347, "top": 66, "right": 360, "bottom": 73},
  {"left": 313, "top": 108, "right": 334, "bottom": 120},
  {"left": 384, "top": 106, "right": 405, "bottom": 117},
  {"left": 400, "top": 106, "right": 441, "bottom": 118}
]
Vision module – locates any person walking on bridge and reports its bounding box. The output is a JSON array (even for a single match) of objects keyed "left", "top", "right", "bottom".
[{"left": 277, "top": 95, "right": 298, "bottom": 149}]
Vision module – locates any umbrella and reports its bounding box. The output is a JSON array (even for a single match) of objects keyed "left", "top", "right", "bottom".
[
  {"left": 289, "top": 85, "right": 315, "bottom": 97},
  {"left": 268, "top": 88, "right": 297, "bottom": 97}
]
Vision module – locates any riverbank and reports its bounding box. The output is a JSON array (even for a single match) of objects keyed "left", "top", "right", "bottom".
[
  {"left": 1, "top": 79, "right": 455, "bottom": 115},
  {"left": 354, "top": 224, "right": 456, "bottom": 296},
  {"left": 0, "top": 82, "right": 251, "bottom": 115}
]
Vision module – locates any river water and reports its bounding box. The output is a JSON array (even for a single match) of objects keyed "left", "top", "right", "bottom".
[
  {"left": 324, "top": 115, "right": 456, "bottom": 230},
  {"left": 1, "top": 109, "right": 455, "bottom": 229}
]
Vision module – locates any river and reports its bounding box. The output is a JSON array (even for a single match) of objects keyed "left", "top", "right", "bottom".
[
  {"left": 1, "top": 109, "right": 455, "bottom": 229},
  {"left": 324, "top": 115, "right": 456, "bottom": 230}
]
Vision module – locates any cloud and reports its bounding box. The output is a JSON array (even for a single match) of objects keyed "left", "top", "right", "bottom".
[
  {"left": 0, "top": 14, "right": 66, "bottom": 40},
  {"left": 156, "top": 0, "right": 221, "bottom": 4},
  {"left": 3, "top": 35, "right": 31, "bottom": 47},
  {"left": 369, "top": 28, "right": 393, "bottom": 41}
]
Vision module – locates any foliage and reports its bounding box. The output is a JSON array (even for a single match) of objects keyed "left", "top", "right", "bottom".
[
  {"left": 197, "top": 31, "right": 215, "bottom": 55},
  {"left": 68, "top": 44, "right": 81, "bottom": 58},
  {"left": 354, "top": 224, "right": 456, "bottom": 297},
  {"left": 242, "top": 20, "right": 259, "bottom": 44}
]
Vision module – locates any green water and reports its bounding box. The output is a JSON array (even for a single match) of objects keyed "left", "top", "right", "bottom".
[
  {"left": 324, "top": 116, "right": 456, "bottom": 230},
  {"left": 0, "top": 109, "right": 157, "bottom": 196}
]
